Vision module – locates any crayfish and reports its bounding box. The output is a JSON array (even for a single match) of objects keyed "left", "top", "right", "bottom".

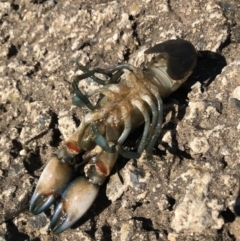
[{"left": 29, "top": 39, "right": 197, "bottom": 233}]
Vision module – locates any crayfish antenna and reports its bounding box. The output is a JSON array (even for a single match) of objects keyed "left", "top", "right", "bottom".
[
  {"left": 29, "top": 156, "right": 73, "bottom": 215},
  {"left": 50, "top": 177, "right": 99, "bottom": 234}
]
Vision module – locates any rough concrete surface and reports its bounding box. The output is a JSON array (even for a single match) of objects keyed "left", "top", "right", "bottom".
[{"left": 0, "top": 0, "right": 240, "bottom": 240}]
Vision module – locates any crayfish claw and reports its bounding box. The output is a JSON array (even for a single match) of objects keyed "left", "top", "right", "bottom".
[
  {"left": 29, "top": 156, "right": 74, "bottom": 215},
  {"left": 50, "top": 177, "right": 99, "bottom": 234},
  {"left": 30, "top": 190, "right": 56, "bottom": 215}
]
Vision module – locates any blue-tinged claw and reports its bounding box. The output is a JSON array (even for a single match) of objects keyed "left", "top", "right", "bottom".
[
  {"left": 50, "top": 177, "right": 99, "bottom": 234},
  {"left": 29, "top": 191, "right": 56, "bottom": 215},
  {"left": 30, "top": 156, "right": 74, "bottom": 214}
]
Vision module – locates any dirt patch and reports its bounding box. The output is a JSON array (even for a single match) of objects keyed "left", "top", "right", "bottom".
[{"left": 1, "top": 0, "right": 240, "bottom": 240}]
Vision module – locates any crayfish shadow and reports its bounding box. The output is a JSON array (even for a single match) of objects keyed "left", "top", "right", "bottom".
[{"left": 191, "top": 50, "right": 227, "bottom": 89}]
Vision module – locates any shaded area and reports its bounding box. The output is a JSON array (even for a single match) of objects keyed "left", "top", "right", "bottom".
[
  {"left": 48, "top": 110, "right": 62, "bottom": 148},
  {"left": 233, "top": 183, "right": 240, "bottom": 216},
  {"left": 7, "top": 44, "right": 18, "bottom": 59},
  {"left": 192, "top": 51, "right": 227, "bottom": 89},
  {"left": 23, "top": 149, "right": 43, "bottom": 178},
  {"left": 10, "top": 139, "right": 23, "bottom": 158},
  {"left": 100, "top": 225, "right": 112, "bottom": 241},
  {"left": 133, "top": 217, "right": 160, "bottom": 240},
  {"left": 6, "top": 220, "right": 30, "bottom": 241},
  {"left": 221, "top": 208, "right": 236, "bottom": 223}
]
